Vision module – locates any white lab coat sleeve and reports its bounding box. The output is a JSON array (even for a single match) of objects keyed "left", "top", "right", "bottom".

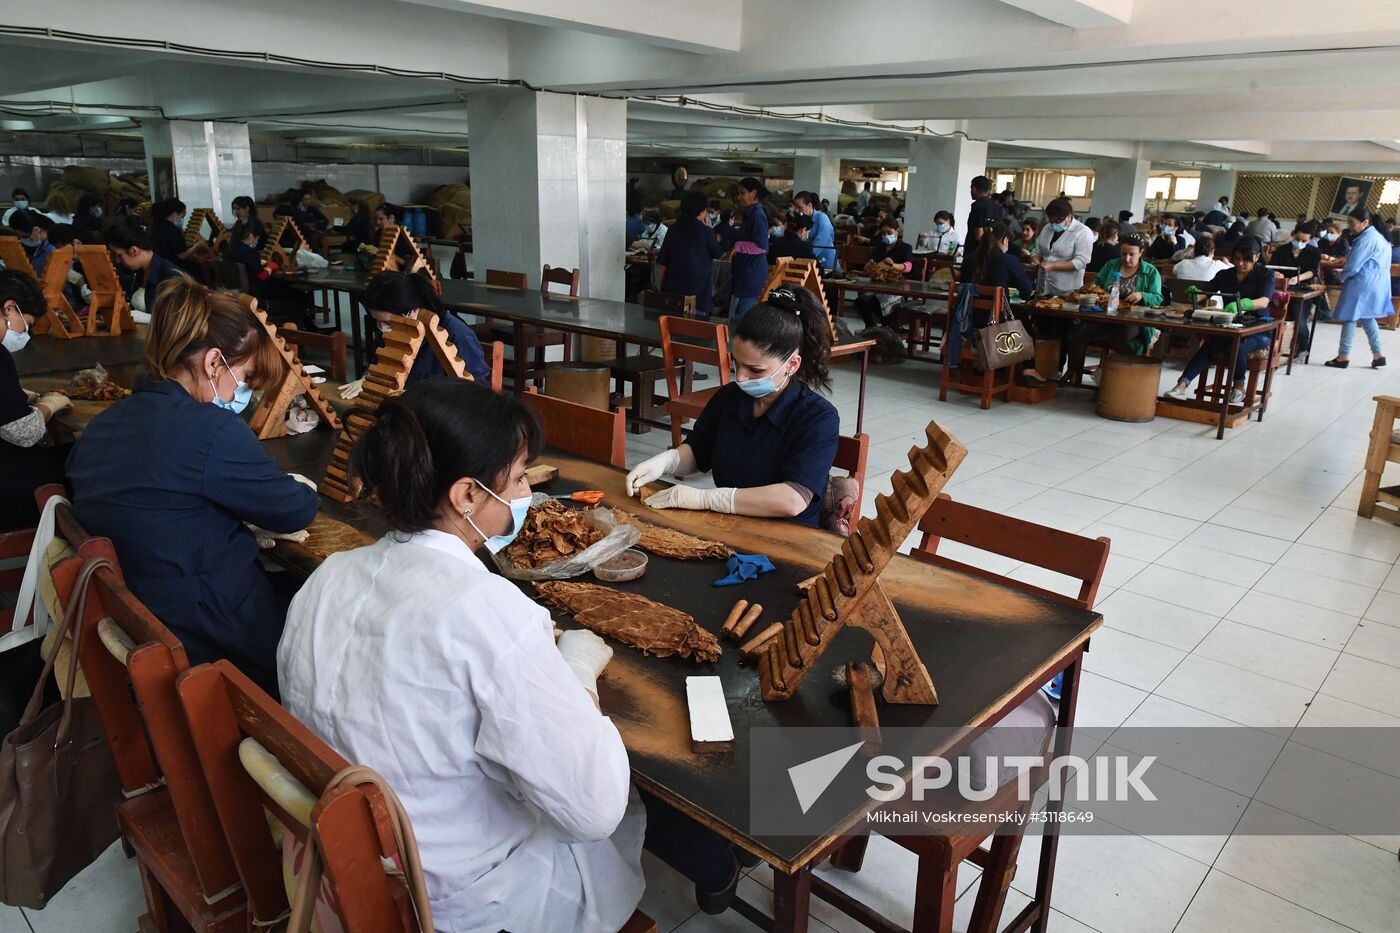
[
  {"left": 1069, "top": 227, "right": 1092, "bottom": 273},
  {"left": 470, "top": 584, "right": 632, "bottom": 844}
]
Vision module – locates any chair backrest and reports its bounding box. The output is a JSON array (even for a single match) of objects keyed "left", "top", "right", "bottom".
[
  {"left": 832, "top": 432, "right": 870, "bottom": 505},
  {"left": 485, "top": 340, "right": 505, "bottom": 393},
  {"left": 178, "top": 660, "right": 418, "bottom": 931},
  {"left": 521, "top": 387, "right": 627, "bottom": 468},
  {"left": 641, "top": 289, "right": 696, "bottom": 316},
  {"left": 948, "top": 282, "right": 1007, "bottom": 325},
  {"left": 485, "top": 268, "right": 528, "bottom": 289},
  {"left": 842, "top": 243, "right": 873, "bottom": 269},
  {"left": 911, "top": 493, "right": 1110, "bottom": 609},
  {"left": 1161, "top": 276, "right": 1195, "bottom": 304},
  {"left": 658, "top": 315, "right": 731, "bottom": 399},
  {"left": 540, "top": 265, "right": 580, "bottom": 296},
  {"left": 906, "top": 256, "right": 929, "bottom": 282},
  {"left": 211, "top": 259, "right": 250, "bottom": 293},
  {"left": 1082, "top": 268, "right": 1097, "bottom": 287}
]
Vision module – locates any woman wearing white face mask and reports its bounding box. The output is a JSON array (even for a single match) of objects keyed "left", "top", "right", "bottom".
[
  {"left": 67, "top": 276, "right": 318, "bottom": 694},
  {"left": 0, "top": 269, "right": 73, "bottom": 531},
  {"left": 628, "top": 285, "right": 839, "bottom": 526},
  {"left": 278, "top": 378, "right": 651, "bottom": 932}
]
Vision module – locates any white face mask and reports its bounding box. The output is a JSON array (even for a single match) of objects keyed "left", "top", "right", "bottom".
[{"left": 3, "top": 316, "right": 29, "bottom": 353}]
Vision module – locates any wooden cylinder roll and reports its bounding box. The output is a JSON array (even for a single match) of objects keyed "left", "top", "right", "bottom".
[
  {"left": 544, "top": 363, "right": 611, "bottom": 411},
  {"left": 1095, "top": 354, "right": 1163, "bottom": 423},
  {"left": 1034, "top": 338, "right": 1061, "bottom": 378}
]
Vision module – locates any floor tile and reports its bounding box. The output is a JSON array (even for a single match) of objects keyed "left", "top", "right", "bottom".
[
  {"left": 1156, "top": 542, "right": 1273, "bottom": 587},
  {"left": 1019, "top": 488, "right": 1120, "bottom": 523},
  {"left": 1276, "top": 543, "right": 1395, "bottom": 588},
  {"left": 1079, "top": 627, "right": 1185, "bottom": 692},
  {"left": 673, "top": 876, "right": 845, "bottom": 932},
  {"left": 1116, "top": 694, "right": 1285, "bottom": 797},
  {"left": 1255, "top": 740, "right": 1400, "bottom": 849},
  {"left": 1127, "top": 486, "right": 1225, "bottom": 522},
  {"left": 639, "top": 851, "right": 702, "bottom": 933},
  {"left": 1095, "top": 590, "right": 1219, "bottom": 652},
  {"left": 1319, "top": 653, "right": 1400, "bottom": 718},
  {"left": 1207, "top": 504, "right": 1313, "bottom": 541},
  {"left": 1071, "top": 671, "right": 1148, "bottom": 730},
  {"left": 1296, "top": 508, "right": 1400, "bottom": 563},
  {"left": 23, "top": 842, "right": 144, "bottom": 932},
  {"left": 1154, "top": 655, "right": 1315, "bottom": 729},
  {"left": 0, "top": 908, "right": 28, "bottom": 933},
  {"left": 1179, "top": 522, "right": 1292, "bottom": 562},
  {"left": 1100, "top": 504, "right": 1202, "bottom": 541},
  {"left": 1345, "top": 619, "right": 1400, "bottom": 668},
  {"left": 1175, "top": 870, "right": 1355, "bottom": 933},
  {"left": 1122, "top": 565, "right": 1247, "bottom": 617},
  {"left": 1192, "top": 620, "right": 1341, "bottom": 691},
  {"left": 1294, "top": 694, "right": 1400, "bottom": 780},
  {"left": 1225, "top": 591, "right": 1359, "bottom": 648},
  {"left": 1080, "top": 522, "right": 1175, "bottom": 563},
  {"left": 1363, "top": 587, "right": 1400, "bottom": 623},
  {"left": 1255, "top": 565, "right": 1378, "bottom": 618}
]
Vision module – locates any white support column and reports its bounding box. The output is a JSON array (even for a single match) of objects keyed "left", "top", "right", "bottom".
[
  {"left": 467, "top": 88, "right": 626, "bottom": 298},
  {"left": 1196, "top": 168, "right": 1238, "bottom": 215},
  {"left": 792, "top": 153, "right": 843, "bottom": 210},
  {"left": 904, "top": 136, "right": 988, "bottom": 242},
  {"left": 142, "top": 119, "right": 253, "bottom": 223},
  {"left": 1089, "top": 157, "right": 1150, "bottom": 222}
]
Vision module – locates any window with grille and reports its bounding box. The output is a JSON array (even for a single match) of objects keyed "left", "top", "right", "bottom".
[
  {"left": 1146, "top": 177, "right": 1172, "bottom": 200},
  {"left": 1063, "top": 175, "right": 1088, "bottom": 197}
]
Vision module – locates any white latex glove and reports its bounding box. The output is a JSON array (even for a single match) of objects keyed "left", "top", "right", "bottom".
[
  {"left": 23, "top": 389, "right": 40, "bottom": 404},
  {"left": 284, "top": 408, "right": 319, "bottom": 435},
  {"left": 80, "top": 283, "right": 93, "bottom": 302},
  {"left": 288, "top": 473, "right": 319, "bottom": 492},
  {"left": 339, "top": 378, "right": 364, "bottom": 400},
  {"left": 644, "top": 485, "right": 736, "bottom": 514},
  {"left": 37, "top": 393, "right": 71, "bottom": 417},
  {"left": 625, "top": 448, "right": 681, "bottom": 496},
  {"left": 557, "top": 629, "right": 613, "bottom": 698},
  {"left": 248, "top": 526, "right": 310, "bottom": 549}
]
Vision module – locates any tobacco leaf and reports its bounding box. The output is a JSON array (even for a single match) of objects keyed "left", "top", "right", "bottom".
[
  {"left": 612, "top": 512, "right": 733, "bottom": 560},
  {"left": 504, "top": 499, "right": 604, "bottom": 568},
  {"left": 535, "top": 581, "right": 722, "bottom": 663},
  {"left": 299, "top": 513, "right": 376, "bottom": 561}
]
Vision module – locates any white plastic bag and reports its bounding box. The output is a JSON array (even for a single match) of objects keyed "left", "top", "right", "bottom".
[{"left": 491, "top": 493, "right": 640, "bottom": 581}]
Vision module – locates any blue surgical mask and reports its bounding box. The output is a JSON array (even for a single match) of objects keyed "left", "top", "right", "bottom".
[
  {"left": 210, "top": 350, "right": 252, "bottom": 414},
  {"left": 1049, "top": 222, "right": 1066, "bottom": 233},
  {"left": 736, "top": 352, "right": 796, "bottom": 399},
  {"left": 1158, "top": 224, "right": 1171, "bottom": 234},
  {"left": 706, "top": 211, "right": 719, "bottom": 226},
  {"left": 12, "top": 199, "right": 27, "bottom": 210},
  {"left": 882, "top": 233, "right": 896, "bottom": 244},
  {"left": 20, "top": 238, "right": 39, "bottom": 249},
  {"left": 935, "top": 223, "right": 950, "bottom": 234},
  {"left": 3, "top": 316, "right": 28, "bottom": 354},
  {"left": 465, "top": 481, "right": 532, "bottom": 554},
  {"left": 772, "top": 226, "right": 785, "bottom": 238}
]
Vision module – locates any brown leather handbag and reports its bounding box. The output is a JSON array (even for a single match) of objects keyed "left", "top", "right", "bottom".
[
  {"left": 974, "top": 318, "right": 1037, "bottom": 370},
  {"left": 0, "top": 556, "right": 123, "bottom": 908}
]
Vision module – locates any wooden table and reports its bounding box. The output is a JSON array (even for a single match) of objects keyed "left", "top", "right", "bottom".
[
  {"left": 286, "top": 269, "right": 877, "bottom": 433},
  {"left": 1280, "top": 284, "right": 1327, "bottom": 373},
  {"left": 1020, "top": 304, "right": 1284, "bottom": 439},
  {"left": 827, "top": 274, "right": 951, "bottom": 322},
  {"left": 261, "top": 431, "right": 1102, "bottom": 933},
  {"left": 13, "top": 330, "right": 146, "bottom": 378}
]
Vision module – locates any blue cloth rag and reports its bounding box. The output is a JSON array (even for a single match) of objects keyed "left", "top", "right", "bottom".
[{"left": 713, "top": 553, "right": 775, "bottom": 586}]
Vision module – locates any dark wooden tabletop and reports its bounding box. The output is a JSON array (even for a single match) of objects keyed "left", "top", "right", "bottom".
[
  {"left": 826, "top": 275, "right": 951, "bottom": 300},
  {"left": 263, "top": 429, "right": 1102, "bottom": 873},
  {"left": 14, "top": 330, "right": 147, "bottom": 377},
  {"left": 1020, "top": 303, "right": 1284, "bottom": 341}
]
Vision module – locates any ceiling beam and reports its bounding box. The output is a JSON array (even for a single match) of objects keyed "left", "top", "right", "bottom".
[{"left": 997, "top": 0, "right": 1133, "bottom": 28}]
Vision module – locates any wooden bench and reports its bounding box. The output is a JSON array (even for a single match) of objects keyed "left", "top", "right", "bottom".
[
  {"left": 1359, "top": 395, "right": 1400, "bottom": 525},
  {"left": 522, "top": 387, "right": 627, "bottom": 469}
]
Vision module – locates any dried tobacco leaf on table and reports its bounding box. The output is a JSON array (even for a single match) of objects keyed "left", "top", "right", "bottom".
[
  {"left": 299, "top": 513, "right": 376, "bottom": 561},
  {"left": 535, "top": 581, "right": 722, "bottom": 663},
  {"left": 59, "top": 381, "right": 131, "bottom": 401},
  {"left": 504, "top": 499, "right": 604, "bottom": 568},
  {"left": 612, "top": 511, "right": 733, "bottom": 560}
]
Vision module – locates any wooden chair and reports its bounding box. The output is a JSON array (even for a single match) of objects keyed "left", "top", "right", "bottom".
[
  {"left": 659, "top": 315, "right": 731, "bottom": 448},
  {"left": 485, "top": 268, "right": 527, "bottom": 289},
  {"left": 280, "top": 324, "right": 348, "bottom": 383},
  {"left": 937, "top": 284, "right": 1017, "bottom": 409},
  {"left": 541, "top": 265, "right": 580, "bottom": 296},
  {"left": 476, "top": 268, "right": 571, "bottom": 388},
  {"left": 46, "top": 507, "right": 247, "bottom": 932},
  {"left": 604, "top": 290, "right": 690, "bottom": 435},
  {"left": 1359, "top": 395, "right": 1400, "bottom": 525},
  {"left": 485, "top": 339, "right": 505, "bottom": 393},
  {"left": 1193, "top": 304, "right": 1289, "bottom": 411},
  {"left": 841, "top": 243, "right": 873, "bottom": 271},
  {"left": 827, "top": 493, "right": 1110, "bottom": 932},
  {"left": 522, "top": 387, "right": 627, "bottom": 468},
  {"left": 822, "top": 433, "right": 870, "bottom": 534}
]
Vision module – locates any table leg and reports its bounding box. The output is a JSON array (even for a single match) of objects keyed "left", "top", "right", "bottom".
[
  {"left": 1024, "top": 654, "right": 1083, "bottom": 933},
  {"left": 1259, "top": 322, "right": 1281, "bottom": 423},
  {"left": 856, "top": 347, "right": 870, "bottom": 434},
  {"left": 512, "top": 321, "right": 528, "bottom": 393},
  {"left": 772, "top": 865, "right": 813, "bottom": 933},
  {"left": 1216, "top": 333, "right": 1239, "bottom": 440},
  {"left": 1286, "top": 298, "right": 1299, "bottom": 376},
  {"left": 349, "top": 296, "right": 366, "bottom": 377}
]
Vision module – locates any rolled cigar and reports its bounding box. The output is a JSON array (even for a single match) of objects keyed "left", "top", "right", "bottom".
[
  {"left": 833, "top": 555, "right": 857, "bottom": 597},
  {"left": 782, "top": 618, "right": 803, "bottom": 668},
  {"left": 850, "top": 532, "right": 874, "bottom": 574},
  {"left": 815, "top": 576, "right": 837, "bottom": 621},
  {"left": 721, "top": 599, "right": 749, "bottom": 635},
  {"left": 730, "top": 602, "right": 764, "bottom": 640},
  {"left": 766, "top": 644, "right": 785, "bottom": 693},
  {"left": 740, "top": 622, "right": 783, "bottom": 659},
  {"left": 797, "top": 598, "right": 821, "bottom": 646}
]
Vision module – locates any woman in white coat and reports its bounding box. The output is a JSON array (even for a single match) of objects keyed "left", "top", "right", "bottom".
[
  {"left": 277, "top": 379, "right": 644, "bottom": 932},
  {"left": 1326, "top": 207, "right": 1389, "bottom": 369}
]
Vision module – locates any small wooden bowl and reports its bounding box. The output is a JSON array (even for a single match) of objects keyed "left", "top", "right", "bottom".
[{"left": 593, "top": 548, "right": 648, "bottom": 583}]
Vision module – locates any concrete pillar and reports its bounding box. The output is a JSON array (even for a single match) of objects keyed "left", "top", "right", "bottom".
[
  {"left": 904, "top": 136, "right": 988, "bottom": 242},
  {"left": 142, "top": 120, "right": 254, "bottom": 224},
  {"left": 467, "top": 88, "right": 626, "bottom": 299},
  {"left": 1089, "top": 157, "right": 1150, "bottom": 223},
  {"left": 792, "top": 153, "right": 843, "bottom": 210},
  {"left": 1196, "top": 168, "right": 1237, "bottom": 216}
]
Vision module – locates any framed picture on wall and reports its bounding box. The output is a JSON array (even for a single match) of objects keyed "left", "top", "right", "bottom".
[
  {"left": 150, "top": 157, "right": 175, "bottom": 202},
  {"left": 1329, "top": 176, "right": 1373, "bottom": 218}
]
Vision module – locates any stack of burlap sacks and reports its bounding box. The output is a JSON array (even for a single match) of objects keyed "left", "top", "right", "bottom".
[{"left": 41, "top": 165, "right": 150, "bottom": 216}]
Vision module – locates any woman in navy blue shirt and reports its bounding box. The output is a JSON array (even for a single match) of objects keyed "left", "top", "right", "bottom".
[
  {"left": 1164, "top": 240, "right": 1276, "bottom": 404},
  {"left": 658, "top": 191, "right": 724, "bottom": 318},
  {"left": 66, "top": 277, "right": 319, "bottom": 694},
  {"left": 106, "top": 218, "right": 183, "bottom": 318},
  {"left": 355, "top": 270, "right": 492, "bottom": 388},
  {"left": 719, "top": 177, "right": 770, "bottom": 322},
  {"left": 625, "top": 286, "right": 839, "bottom": 527}
]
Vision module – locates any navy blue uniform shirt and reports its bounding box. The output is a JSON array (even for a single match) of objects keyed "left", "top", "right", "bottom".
[
  {"left": 368, "top": 311, "right": 492, "bottom": 386},
  {"left": 658, "top": 217, "right": 723, "bottom": 317},
  {"left": 722, "top": 203, "right": 771, "bottom": 300},
  {"left": 66, "top": 376, "right": 319, "bottom": 692},
  {"left": 686, "top": 380, "right": 839, "bottom": 528},
  {"left": 1208, "top": 263, "right": 1276, "bottom": 317},
  {"left": 143, "top": 253, "right": 184, "bottom": 312}
]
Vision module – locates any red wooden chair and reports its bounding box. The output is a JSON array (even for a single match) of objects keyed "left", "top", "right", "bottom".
[
  {"left": 659, "top": 315, "right": 731, "bottom": 447},
  {"left": 821, "top": 433, "right": 870, "bottom": 535},
  {"left": 522, "top": 386, "right": 628, "bottom": 468},
  {"left": 937, "top": 283, "right": 1017, "bottom": 409},
  {"left": 474, "top": 268, "right": 571, "bottom": 388},
  {"left": 602, "top": 290, "right": 691, "bottom": 434}
]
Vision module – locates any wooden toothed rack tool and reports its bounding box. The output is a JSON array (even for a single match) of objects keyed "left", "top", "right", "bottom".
[
  {"left": 757, "top": 422, "right": 967, "bottom": 704},
  {"left": 183, "top": 208, "right": 225, "bottom": 248},
  {"left": 318, "top": 310, "right": 474, "bottom": 502},
  {"left": 237, "top": 295, "right": 342, "bottom": 440},
  {"left": 71, "top": 245, "right": 137, "bottom": 336},
  {"left": 260, "top": 216, "right": 309, "bottom": 270},
  {"left": 760, "top": 257, "right": 835, "bottom": 341},
  {"left": 368, "top": 224, "right": 438, "bottom": 286}
]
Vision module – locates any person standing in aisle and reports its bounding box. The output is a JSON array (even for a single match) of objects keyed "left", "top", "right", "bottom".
[
  {"left": 1325, "top": 207, "right": 1389, "bottom": 369},
  {"left": 965, "top": 175, "right": 999, "bottom": 248},
  {"left": 719, "top": 177, "right": 770, "bottom": 322},
  {"left": 792, "top": 191, "right": 836, "bottom": 270}
]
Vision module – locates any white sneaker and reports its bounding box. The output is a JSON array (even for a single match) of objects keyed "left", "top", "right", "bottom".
[
  {"left": 1229, "top": 386, "right": 1245, "bottom": 405},
  {"left": 1088, "top": 369, "right": 1101, "bottom": 387},
  {"left": 1164, "top": 385, "right": 1189, "bottom": 401}
]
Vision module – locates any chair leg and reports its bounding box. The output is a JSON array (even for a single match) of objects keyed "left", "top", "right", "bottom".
[
  {"left": 669, "top": 412, "right": 683, "bottom": 448},
  {"left": 966, "top": 834, "right": 1026, "bottom": 933},
  {"left": 909, "top": 846, "right": 959, "bottom": 933}
]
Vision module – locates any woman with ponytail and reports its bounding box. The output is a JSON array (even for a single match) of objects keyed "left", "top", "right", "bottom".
[
  {"left": 341, "top": 270, "right": 491, "bottom": 398},
  {"left": 67, "top": 275, "right": 319, "bottom": 694},
  {"left": 627, "top": 284, "right": 839, "bottom": 526}
]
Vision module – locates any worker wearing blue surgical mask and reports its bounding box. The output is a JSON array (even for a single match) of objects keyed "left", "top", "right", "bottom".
[
  {"left": 2, "top": 187, "right": 30, "bottom": 226},
  {"left": 627, "top": 287, "right": 839, "bottom": 527},
  {"left": 67, "top": 275, "right": 318, "bottom": 696}
]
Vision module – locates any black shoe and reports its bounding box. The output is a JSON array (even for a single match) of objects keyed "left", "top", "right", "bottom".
[
  {"left": 733, "top": 845, "right": 761, "bottom": 869},
  {"left": 1373, "top": 357, "right": 1387, "bottom": 369},
  {"left": 1324, "top": 358, "right": 1350, "bottom": 368},
  {"left": 694, "top": 854, "right": 741, "bottom": 915}
]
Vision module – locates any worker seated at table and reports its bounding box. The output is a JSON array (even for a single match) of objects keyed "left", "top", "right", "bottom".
[
  {"left": 767, "top": 213, "right": 815, "bottom": 265},
  {"left": 150, "top": 197, "right": 210, "bottom": 274},
  {"left": 1172, "top": 234, "right": 1231, "bottom": 283},
  {"left": 855, "top": 217, "right": 914, "bottom": 328},
  {"left": 7, "top": 210, "right": 55, "bottom": 277},
  {"left": 1147, "top": 215, "right": 1188, "bottom": 261},
  {"left": 658, "top": 191, "right": 724, "bottom": 319},
  {"left": 1067, "top": 233, "right": 1162, "bottom": 382},
  {"left": 921, "top": 211, "right": 962, "bottom": 258},
  {"left": 344, "top": 270, "right": 491, "bottom": 396},
  {"left": 951, "top": 220, "right": 1052, "bottom": 387},
  {"left": 1010, "top": 217, "right": 1039, "bottom": 262},
  {"left": 1215, "top": 220, "right": 1247, "bottom": 257},
  {"left": 0, "top": 269, "right": 73, "bottom": 531},
  {"left": 291, "top": 189, "right": 329, "bottom": 250},
  {"left": 106, "top": 218, "right": 183, "bottom": 322},
  {"left": 227, "top": 195, "right": 263, "bottom": 252},
  {"left": 627, "top": 286, "right": 838, "bottom": 527},
  {"left": 1269, "top": 222, "right": 1323, "bottom": 351},
  {"left": 1164, "top": 239, "right": 1276, "bottom": 404},
  {"left": 369, "top": 200, "right": 422, "bottom": 263},
  {"left": 72, "top": 194, "right": 105, "bottom": 241},
  {"left": 66, "top": 277, "right": 319, "bottom": 695},
  {"left": 630, "top": 210, "right": 667, "bottom": 252},
  {"left": 280, "top": 378, "right": 742, "bottom": 930}
]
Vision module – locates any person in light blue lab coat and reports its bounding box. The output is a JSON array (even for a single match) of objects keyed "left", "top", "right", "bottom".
[
  {"left": 66, "top": 278, "right": 319, "bottom": 695},
  {"left": 1325, "top": 207, "right": 1389, "bottom": 369},
  {"left": 792, "top": 191, "right": 836, "bottom": 270}
]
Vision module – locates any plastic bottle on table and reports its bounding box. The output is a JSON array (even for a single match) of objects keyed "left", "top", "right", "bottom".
[{"left": 1105, "top": 271, "right": 1122, "bottom": 315}]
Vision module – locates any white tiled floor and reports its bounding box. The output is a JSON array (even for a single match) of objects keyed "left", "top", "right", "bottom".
[{"left": 21, "top": 322, "right": 1400, "bottom": 931}]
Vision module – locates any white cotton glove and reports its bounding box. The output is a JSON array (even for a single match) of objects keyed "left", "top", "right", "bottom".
[
  {"left": 644, "top": 485, "right": 736, "bottom": 514},
  {"left": 37, "top": 393, "right": 71, "bottom": 416},
  {"left": 288, "top": 473, "right": 319, "bottom": 492},
  {"left": 339, "top": 378, "right": 364, "bottom": 400},
  {"left": 557, "top": 629, "right": 613, "bottom": 698},
  {"left": 24, "top": 389, "right": 40, "bottom": 404},
  {"left": 625, "top": 448, "right": 681, "bottom": 496},
  {"left": 248, "top": 526, "right": 310, "bottom": 549},
  {"left": 80, "top": 283, "right": 93, "bottom": 302}
]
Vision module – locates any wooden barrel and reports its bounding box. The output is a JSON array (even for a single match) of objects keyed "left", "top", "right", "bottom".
[
  {"left": 1033, "top": 338, "right": 1061, "bottom": 378},
  {"left": 580, "top": 336, "right": 618, "bottom": 362},
  {"left": 544, "top": 363, "right": 611, "bottom": 411},
  {"left": 1096, "top": 355, "right": 1162, "bottom": 422}
]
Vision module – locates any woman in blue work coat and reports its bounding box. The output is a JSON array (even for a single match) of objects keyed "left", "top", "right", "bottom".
[
  {"left": 719, "top": 177, "right": 770, "bottom": 322},
  {"left": 1325, "top": 208, "right": 1389, "bottom": 369},
  {"left": 340, "top": 270, "right": 492, "bottom": 400},
  {"left": 625, "top": 286, "right": 839, "bottom": 528},
  {"left": 1164, "top": 239, "right": 1276, "bottom": 404},
  {"left": 658, "top": 191, "right": 724, "bottom": 318},
  {"left": 66, "top": 276, "right": 319, "bottom": 695}
]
